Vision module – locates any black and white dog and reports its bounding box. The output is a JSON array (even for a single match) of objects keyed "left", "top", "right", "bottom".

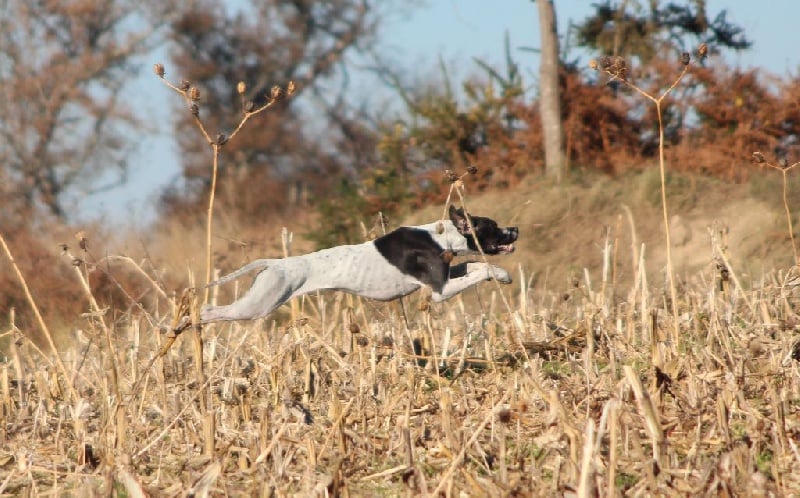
[{"left": 200, "top": 206, "right": 518, "bottom": 323}]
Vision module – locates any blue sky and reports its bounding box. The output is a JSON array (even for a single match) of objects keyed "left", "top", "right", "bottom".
[{"left": 74, "top": 0, "right": 800, "bottom": 225}]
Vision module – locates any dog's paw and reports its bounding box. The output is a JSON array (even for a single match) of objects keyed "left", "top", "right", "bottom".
[{"left": 491, "top": 266, "right": 512, "bottom": 284}]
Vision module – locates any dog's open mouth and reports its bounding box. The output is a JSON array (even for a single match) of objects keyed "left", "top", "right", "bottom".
[
  {"left": 484, "top": 243, "right": 514, "bottom": 255},
  {"left": 494, "top": 244, "right": 515, "bottom": 254}
]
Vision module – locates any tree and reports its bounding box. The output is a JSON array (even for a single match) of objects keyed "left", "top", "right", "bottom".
[
  {"left": 574, "top": 0, "right": 751, "bottom": 63},
  {"left": 160, "top": 0, "right": 381, "bottom": 221},
  {"left": 574, "top": 0, "right": 753, "bottom": 163},
  {"left": 0, "top": 0, "right": 162, "bottom": 225},
  {"left": 535, "top": 0, "right": 565, "bottom": 181}
]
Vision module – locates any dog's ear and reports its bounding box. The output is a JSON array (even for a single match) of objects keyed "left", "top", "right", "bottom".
[{"left": 449, "top": 205, "right": 470, "bottom": 234}]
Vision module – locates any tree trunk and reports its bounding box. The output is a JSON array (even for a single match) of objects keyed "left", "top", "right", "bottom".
[{"left": 536, "top": 0, "right": 565, "bottom": 181}]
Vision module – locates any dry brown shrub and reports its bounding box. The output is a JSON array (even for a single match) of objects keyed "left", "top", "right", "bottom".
[
  {"left": 671, "top": 65, "right": 800, "bottom": 179},
  {"left": 0, "top": 228, "right": 82, "bottom": 343}
]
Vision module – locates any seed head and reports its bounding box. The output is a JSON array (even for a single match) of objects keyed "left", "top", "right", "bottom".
[
  {"left": 74, "top": 231, "right": 88, "bottom": 251},
  {"left": 680, "top": 52, "right": 690, "bottom": 66},
  {"left": 589, "top": 59, "right": 599, "bottom": 70},
  {"left": 497, "top": 408, "right": 512, "bottom": 424},
  {"left": 237, "top": 81, "right": 246, "bottom": 95},
  {"left": 612, "top": 56, "right": 627, "bottom": 79},
  {"left": 189, "top": 87, "right": 200, "bottom": 102},
  {"left": 287, "top": 81, "right": 296, "bottom": 96},
  {"left": 270, "top": 85, "right": 282, "bottom": 100},
  {"left": 780, "top": 158, "right": 789, "bottom": 169},
  {"left": 180, "top": 80, "right": 191, "bottom": 92},
  {"left": 215, "top": 133, "right": 228, "bottom": 146},
  {"left": 190, "top": 103, "right": 199, "bottom": 117},
  {"left": 445, "top": 170, "right": 459, "bottom": 183},
  {"left": 355, "top": 335, "right": 369, "bottom": 347},
  {"left": 698, "top": 43, "right": 709, "bottom": 58},
  {"left": 599, "top": 56, "right": 613, "bottom": 70},
  {"left": 349, "top": 322, "right": 360, "bottom": 334},
  {"left": 153, "top": 63, "right": 165, "bottom": 78},
  {"left": 244, "top": 101, "right": 255, "bottom": 113},
  {"left": 466, "top": 164, "right": 478, "bottom": 175},
  {"left": 752, "top": 151, "right": 766, "bottom": 164}
]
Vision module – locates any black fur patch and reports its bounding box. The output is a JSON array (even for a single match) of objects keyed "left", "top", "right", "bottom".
[{"left": 374, "top": 227, "right": 450, "bottom": 293}]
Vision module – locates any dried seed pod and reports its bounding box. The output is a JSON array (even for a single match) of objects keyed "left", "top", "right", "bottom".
[
  {"left": 188, "top": 86, "right": 200, "bottom": 101},
  {"left": 244, "top": 101, "right": 255, "bottom": 113},
  {"left": 153, "top": 63, "right": 165, "bottom": 77},
  {"left": 599, "top": 56, "right": 612, "bottom": 70},
  {"left": 287, "top": 80, "right": 296, "bottom": 95},
  {"left": 75, "top": 231, "right": 88, "bottom": 251},
  {"left": 680, "top": 52, "right": 690, "bottom": 66},
  {"left": 190, "top": 103, "right": 199, "bottom": 117},
  {"left": 752, "top": 151, "right": 766, "bottom": 164},
  {"left": 215, "top": 133, "right": 228, "bottom": 146},
  {"left": 237, "top": 81, "right": 246, "bottom": 94},
  {"left": 180, "top": 80, "right": 191, "bottom": 91},
  {"left": 698, "top": 43, "right": 708, "bottom": 58},
  {"left": 355, "top": 335, "right": 369, "bottom": 347},
  {"left": 270, "top": 85, "right": 282, "bottom": 100},
  {"left": 612, "top": 56, "right": 627, "bottom": 78},
  {"left": 466, "top": 164, "right": 478, "bottom": 175},
  {"left": 349, "top": 322, "right": 360, "bottom": 334},
  {"left": 497, "top": 408, "right": 512, "bottom": 424},
  {"left": 445, "top": 170, "right": 459, "bottom": 183},
  {"left": 589, "top": 59, "right": 599, "bottom": 70},
  {"left": 780, "top": 158, "right": 790, "bottom": 169}
]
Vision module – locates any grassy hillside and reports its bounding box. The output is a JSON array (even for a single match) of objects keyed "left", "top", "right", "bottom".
[{"left": 1, "top": 169, "right": 799, "bottom": 495}]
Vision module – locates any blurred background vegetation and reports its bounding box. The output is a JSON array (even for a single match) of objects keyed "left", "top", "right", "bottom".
[{"left": 2, "top": 0, "right": 800, "bottom": 337}]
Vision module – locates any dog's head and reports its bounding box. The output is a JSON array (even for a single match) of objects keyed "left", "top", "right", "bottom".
[{"left": 449, "top": 205, "right": 518, "bottom": 255}]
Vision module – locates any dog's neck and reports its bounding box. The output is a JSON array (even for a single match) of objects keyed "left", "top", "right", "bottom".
[{"left": 412, "top": 220, "right": 473, "bottom": 255}]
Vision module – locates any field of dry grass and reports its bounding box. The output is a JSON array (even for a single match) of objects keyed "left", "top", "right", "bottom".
[
  {"left": 3, "top": 54, "right": 800, "bottom": 496},
  {"left": 2, "top": 204, "right": 800, "bottom": 496}
]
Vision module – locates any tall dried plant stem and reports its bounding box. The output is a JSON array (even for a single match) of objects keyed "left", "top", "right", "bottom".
[
  {"left": 444, "top": 178, "right": 529, "bottom": 361},
  {"left": 0, "top": 231, "right": 77, "bottom": 402},
  {"left": 601, "top": 61, "right": 691, "bottom": 343},
  {"left": 204, "top": 147, "right": 220, "bottom": 303},
  {"left": 760, "top": 160, "right": 799, "bottom": 265},
  {"left": 655, "top": 100, "right": 679, "bottom": 342},
  {"left": 780, "top": 169, "right": 798, "bottom": 264},
  {"left": 154, "top": 68, "right": 292, "bottom": 457}
]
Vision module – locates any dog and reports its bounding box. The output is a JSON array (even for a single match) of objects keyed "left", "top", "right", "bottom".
[{"left": 199, "top": 205, "right": 518, "bottom": 323}]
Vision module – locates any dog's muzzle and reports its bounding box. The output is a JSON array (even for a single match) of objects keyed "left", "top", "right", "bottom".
[{"left": 493, "top": 227, "right": 519, "bottom": 254}]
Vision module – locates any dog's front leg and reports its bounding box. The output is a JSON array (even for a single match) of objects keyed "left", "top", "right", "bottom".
[{"left": 431, "top": 262, "right": 512, "bottom": 302}]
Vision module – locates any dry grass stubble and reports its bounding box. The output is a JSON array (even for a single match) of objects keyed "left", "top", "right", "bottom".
[{"left": 1, "top": 235, "right": 800, "bottom": 495}]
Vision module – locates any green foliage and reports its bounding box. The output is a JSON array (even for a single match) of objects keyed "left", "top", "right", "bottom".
[
  {"left": 574, "top": 0, "right": 751, "bottom": 63},
  {"left": 306, "top": 178, "right": 369, "bottom": 249},
  {"left": 306, "top": 163, "right": 412, "bottom": 249},
  {"left": 308, "top": 40, "right": 528, "bottom": 250},
  {"left": 374, "top": 44, "right": 526, "bottom": 194}
]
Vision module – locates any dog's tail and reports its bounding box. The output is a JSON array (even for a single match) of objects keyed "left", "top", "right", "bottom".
[{"left": 204, "top": 259, "right": 273, "bottom": 288}]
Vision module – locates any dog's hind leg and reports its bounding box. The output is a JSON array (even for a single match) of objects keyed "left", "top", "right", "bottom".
[
  {"left": 431, "top": 262, "right": 512, "bottom": 302},
  {"left": 200, "top": 266, "right": 298, "bottom": 323}
]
